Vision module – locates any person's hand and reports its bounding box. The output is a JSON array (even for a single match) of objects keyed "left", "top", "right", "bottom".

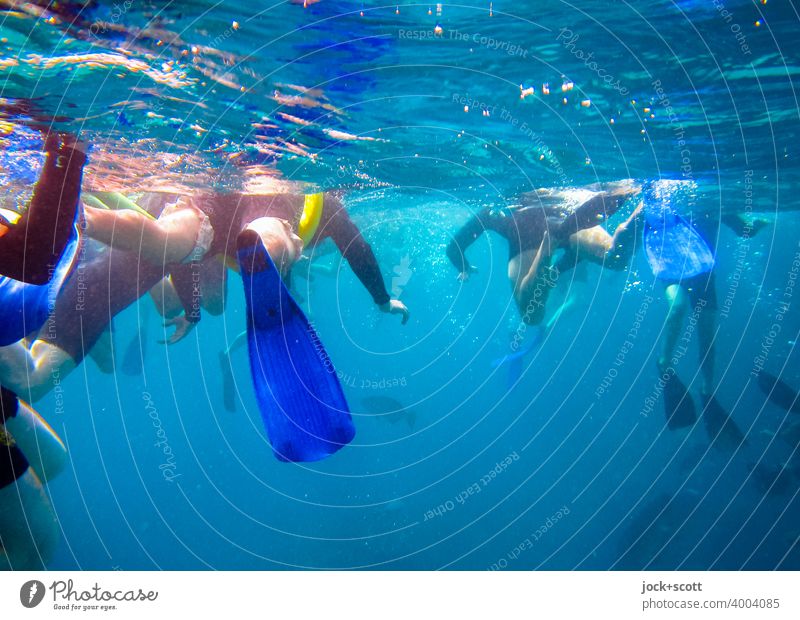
[
  {"left": 457, "top": 266, "right": 478, "bottom": 282},
  {"left": 380, "top": 299, "right": 410, "bottom": 325},
  {"left": 160, "top": 315, "right": 197, "bottom": 344}
]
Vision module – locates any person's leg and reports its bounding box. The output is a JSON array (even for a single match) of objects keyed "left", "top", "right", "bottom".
[
  {"left": 569, "top": 226, "right": 614, "bottom": 262},
  {"left": 0, "top": 134, "right": 87, "bottom": 284},
  {"left": 148, "top": 278, "right": 184, "bottom": 319},
  {"left": 511, "top": 235, "right": 556, "bottom": 326},
  {"left": 0, "top": 341, "right": 76, "bottom": 403},
  {"left": 2, "top": 391, "right": 66, "bottom": 483},
  {"left": 697, "top": 306, "right": 715, "bottom": 398},
  {"left": 606, "top": 203, "right": 642, "bottom": 266},
  {"left": 0, "top": 238, "right": 172, "bottom": 401},
  {"left": 659, "top": 283, "right": 688, "bottom": 371},
  {"left": 82, "top": 200, "right": 202, "bottom": 265},
  {"left": 199, "top": 257, "right": 228, "bottom": 315},
  {"left": 0, "top": 468, "right": 59, "bottom": 570},
  {"left": 242, "top": 217, "right": 303, "bottom": 275},
  {"left": 569, "top": 203, "right": 643, "bottom": 271},
  {"left": 691, "top": 273, "right": 718, "bottom": 398},
  {"left": 42, "top": 246, "right": 169, "bottom": 393},
  {"left": 559, "top": 182, "right": 641, "bottom": 236}
]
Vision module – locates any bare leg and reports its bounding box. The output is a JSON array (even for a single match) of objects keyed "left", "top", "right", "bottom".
[
  {"left": 3, "top": 398, "right": 67, "bottom": 483},
  {"left": 610, "top": 202, "right": 643, "bottom": 248},
  {"left": 659, "top": 283, "right": 687, "bottom": 371},
  {"left": 570, "top": 226, "right": 614, "bottom": 260},
  {"left": 0, "top": 341, "right": 76, "bottom": 403},
  {"left": 512, "top": 233, "right": 556, "bottom": 326},
  {"left": 0, "top": 468, "right": 59, "bottom": 570},
  {"left": 83, "top": 202, "right": 202, "bottom": 265}
]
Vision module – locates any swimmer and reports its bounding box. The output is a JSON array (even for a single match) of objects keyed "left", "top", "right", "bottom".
[
  {"left": 0, "top": 129, "right": 83, "bottom": 566},
  {"left": 83, "top": 190, "right": 410, "bottom": 339},
  {"left": 87, "top": 190, "right": 408, "bottom": 461},
  {"left": 447, "top": 180, "right": 641, "bottom": 327},
  {"left": 0, "top": 387, "right": 67, "bottom": 569},
  {"left": 558, "top": 179, "right": 770, "bottom": 431}
]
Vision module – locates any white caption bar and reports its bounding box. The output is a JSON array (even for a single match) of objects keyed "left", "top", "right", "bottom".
[{"left": 1, "top": 571, "right": 797, "bottom": 619}]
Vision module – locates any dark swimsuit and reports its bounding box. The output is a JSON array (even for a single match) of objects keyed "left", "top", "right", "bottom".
[{"left": 0, "top": 388, "right": 29, "bottom": 489}]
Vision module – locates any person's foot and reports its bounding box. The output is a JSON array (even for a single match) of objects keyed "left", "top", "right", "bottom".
[
  {"left": 749, "top": 216, "right": 771, "bottom": 236},
  {"left": 244, "top": 217, "right": 303, "bottom": 275},
  {"left": 44, "top": 132, "right": 89, "bottom": 159}
]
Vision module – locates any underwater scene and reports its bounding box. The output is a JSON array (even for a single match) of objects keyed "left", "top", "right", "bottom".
[{"left": 0, "top": 0, "right": 799, "bottom": 570}]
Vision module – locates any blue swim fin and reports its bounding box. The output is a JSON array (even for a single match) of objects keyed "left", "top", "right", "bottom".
[
  {"left": 757, "top": 372, "right": 800, "bottom": 413},
  {"left": 643, "top": 215, "right": 714, "bottom": 280},
  {"left": 491, "top": 327, "right": 543, "bottom": 389},
  {"left": 701, "top": 395, "right": 747, "bottom": 452},
  {"left": 663, "top": 371, "right": 696, "bottom": 430},
  {"left": 642, "top": 181, "right": 714, "bottom": 280},
  {"left": 0, "top": 230, "right": 79, "bottom": 346},
  {"left": 237, "top": 230, "right": 355, "bottom": 462}
]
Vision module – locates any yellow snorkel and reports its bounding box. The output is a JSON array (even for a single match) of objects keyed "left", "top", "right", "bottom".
[{"left": 298, "top": 192, "right": 324, "bottom": 245}]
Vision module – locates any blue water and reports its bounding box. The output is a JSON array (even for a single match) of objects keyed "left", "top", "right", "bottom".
[{"left": 2, "top": 0, "right": 800, "bottom": 569}]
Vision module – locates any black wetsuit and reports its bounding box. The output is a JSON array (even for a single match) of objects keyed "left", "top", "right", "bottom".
[
  {"left": 44, "top": 192, "right": 390, "bottom": 362},
  {"left": 0, "top": 136, "right": 86, "bottom": 284},
  {"left": 0, "top": 388, "right": 28, "bottom": 489},
  {"left": 447, "top": 189, "right": 633, "bottom": 272}
]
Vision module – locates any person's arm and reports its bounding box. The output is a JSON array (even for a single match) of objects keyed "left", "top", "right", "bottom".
[
  {"left": 321, "top": 199, "right": 409, "bottom": 323},
  {"left": 556, "top": 184, "right": 640, "bottom": 240},
  {"left": 0, "top": 134, "right": 86, "bottom": 284},
  {"left": 170, "top": 264, "right": 202, "bottom": 323},
  {"left": 446, "top": 211, "right": 487, "bottom": 278},
  {"left": 323, "top": 203, "right": 390, "bottom": 306}
]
